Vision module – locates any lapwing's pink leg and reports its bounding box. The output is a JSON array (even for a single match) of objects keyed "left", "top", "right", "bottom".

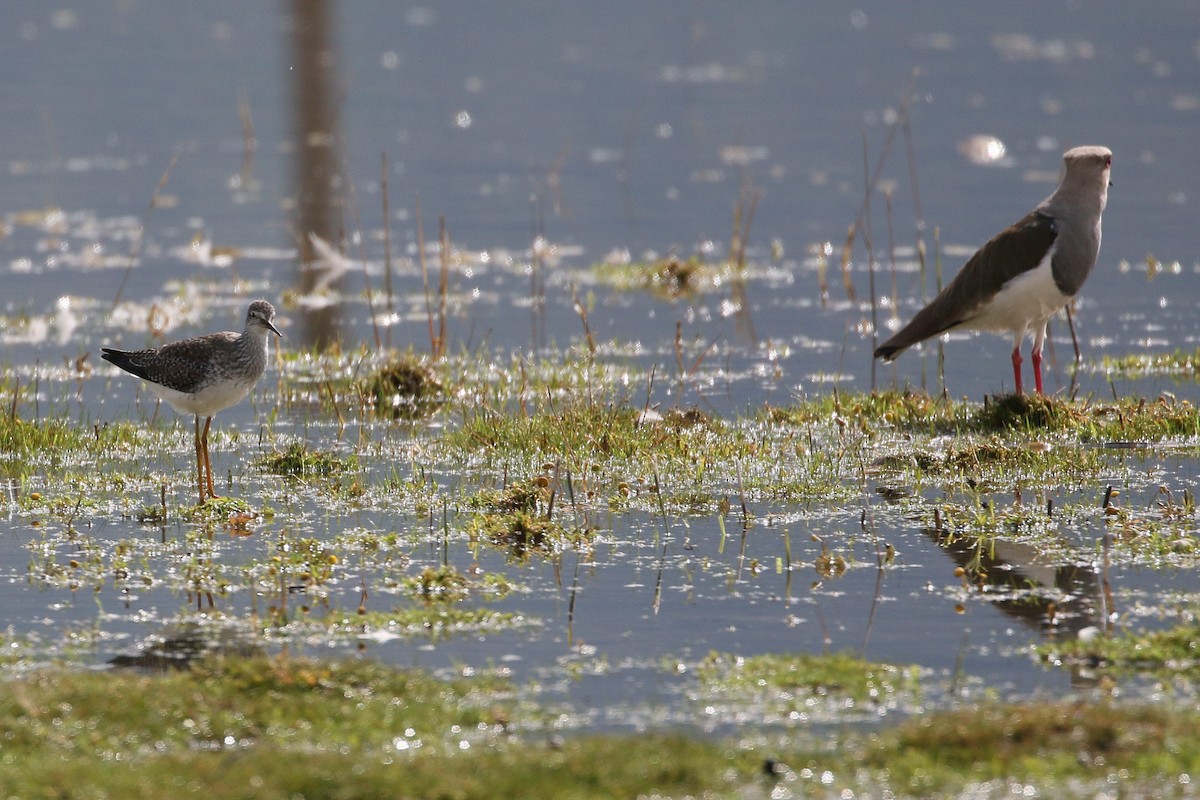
[{"left": 1011, "top": 347, "right": 1024, "bottom": 395}]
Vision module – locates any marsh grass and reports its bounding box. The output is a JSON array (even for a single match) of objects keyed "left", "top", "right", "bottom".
[
  {"left": 765, "top": 389, "right": 973, "bottom": 432},
  {"left": 768, "top": 390, "right": 1200, "bottom": 441},
  {"left": 0, "top": 413, "right": 143, "bottom": 479},
  {"left": 858, "top": 701, "right": 1200, "bottom": 796},
  {"left": 6, "top": 345, "right": 1200, "bottom": 796},
  {"left": 2, "top": 656, "right": 1199, "bottom": 798}
]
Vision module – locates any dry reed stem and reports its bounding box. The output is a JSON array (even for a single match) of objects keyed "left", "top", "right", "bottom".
[
  {"left": 864, "top": 133, "right": 878, "bottom": 391},
  {"left": 380, "top": 152, "right": 395, "bottom": 349},
  {"left": 343, "top": 163, "right": 381, "bottom": 350},
  {"left": 885, "top": 186, "right": 898, "bottom": 321},
  {"left": 572, "top": 286, "right": 596, "bottom": 358},
  {"left": 113, "top": 153, "right": 179, "bottom": 308},
  {"left": 415, "top": 197, "right": 440, "bottom": 358},
  {"left": 437, "top": 217, "right": 450, "bottom": 358},
  {"left": 843, "top": 69, "right": 922, "bottom": 304},
  {"left": 840, "top": 224, "right": 857, "bottom": 303},
  {"left": 729, "top": 180, "right": 761, "bottom": 342},
  {"left": 238, "top": 88, "right": 256, "bottom": 186}
]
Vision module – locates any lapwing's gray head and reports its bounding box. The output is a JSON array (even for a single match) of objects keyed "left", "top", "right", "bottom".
[
  {"left": 246, "top": 300, "right": 282, "bottom": 338},
  {"left": 1062, "top": 145, "right": 1111, "bottom": 178},
  {"left": 1053, "top": 146, "right": 1112, "bottom": 215}
]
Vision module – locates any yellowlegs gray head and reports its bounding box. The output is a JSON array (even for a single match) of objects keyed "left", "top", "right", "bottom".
[{"left": 102, "top": 299, "right": 282, "bottom": 504}]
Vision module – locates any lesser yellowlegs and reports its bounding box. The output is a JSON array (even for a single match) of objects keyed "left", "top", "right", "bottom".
[{"left": 102, "top": 300, "right": 282, "bottom": 503}]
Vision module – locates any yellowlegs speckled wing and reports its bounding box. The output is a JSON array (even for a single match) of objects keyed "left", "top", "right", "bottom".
[{"left": 102, "top": 300, "right": 281, "bottom": 503}]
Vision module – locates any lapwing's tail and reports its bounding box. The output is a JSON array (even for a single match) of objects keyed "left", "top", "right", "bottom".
[{"left": 873, "top": 342, "right": 905, "bottom": 362}]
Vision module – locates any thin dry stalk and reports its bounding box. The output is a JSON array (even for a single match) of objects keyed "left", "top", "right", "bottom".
[
  {"left": 343, "top": 164, "right": 382, "bottom": 350},
  {"left": 323, "top": 377, "right": 345, "bottom": 430},
  {"left": 672, "top": 322, "right": 719, "bottom": 402},
  {"left": 238, "top": 88, "right": 256, "bottom": 186},
  {"left": 839, "top": 224, "right": 858, "bottom": 303},
  {"left": 901, "top": 113, "right": 928, "bottom": 306},
  {"left": 885, "top": 185, "right": 898, "bottom": 320},
  {"left": 650, "top": 467, "right": 671, "bottom": 615},
  {"left": 572, "top": 285, "right": 596, "bottom": 358},
  {"left": 545, "top": 143, "right": 570, "bottom": 217},
  {"left": 566, "top": 546, "right": 582, "bottom": 646},
  {"left": 380, "top": 152, "right": 395, "bottom": 349},
  {"left": 638, "top": 365, "right": 657, "bottom": 428},
  {"left": 415, "top": 196, "right": 437, "bottom": 355},
  {"left": 730, "top": 180, "right": 761, "bottom": 272},
  {"left": 814, "top": 242, "right": 831, "bottom": 305},
  {"left": 1066, "top": 302, "right": 1081, "bottom": 362},
  {"left": 437, "top": 217, "right": 450, "bottom": 358},
  {"left": 729, "top": 180, "right": 761, "bottom": 342},
  {"left": 674, "top": 321, "right": 685, "bottom": 378},
  {"left": 529, "top": 203, "right": 546, "bottom": 351},
  {"left": 545, "top": 461, "right": 559, "bottom": 522},
  {"left": 864, "top": 134, "right": 879, "bottom": 391},
  {"left": 517, "top": 358, "right": 529, "bottom": 418},
  {"left": 842, "top": 69, "right": 921, "bottom": 302},
  {"left": 934, "top": 225, "right": 945, "bottom": 393},
  {"left": 113, "top": 153, "right": 179, "bottom": 308}
]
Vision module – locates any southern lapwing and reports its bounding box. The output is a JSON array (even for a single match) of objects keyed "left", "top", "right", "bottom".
[
  {"left": 102, "top": 300, "right": 282, "bottom": 504},
  {"left": 875, "top": 145, "right": 1112, "bottom": 395}
]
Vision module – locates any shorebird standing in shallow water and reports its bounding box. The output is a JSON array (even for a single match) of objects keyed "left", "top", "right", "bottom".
[
  {"left": 102, "top": 300, "right": 282, "bottom": 504},
  {"left": 875, "top": 145, "right": 1112, "bottom": 395}
]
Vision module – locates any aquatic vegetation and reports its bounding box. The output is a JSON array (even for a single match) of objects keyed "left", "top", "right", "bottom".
[
  {"left": 258, "top": 442, "right": 354, "bottom": 478},
  {"left": 1099, "top": 347, "right": 1200, "bottom": 378},
  {"left": 359, "top": 350, "right": 446, "bottom": 420},
  {"left": 969, "top": 391, "right": 1071, "bottom": 431},
  {"left": 466, "top": 477, "right": 593, "bottom": 559},
  {"left": 590, "top": 255, "right": 714, "bottom": 297},
  {"left": 1037, "top": 618, "right": 1200, "bottom": 677},
  {"left": 695, "top": 650, "right": 920, "bottom": 710},
  {"left": 327, "top": 606, "right": 528, "bottom": 640}
]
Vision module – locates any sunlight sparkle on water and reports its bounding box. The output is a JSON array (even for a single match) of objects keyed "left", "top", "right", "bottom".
[{"left": 958, "top": 134, "right": 1008, "bottom": 166}]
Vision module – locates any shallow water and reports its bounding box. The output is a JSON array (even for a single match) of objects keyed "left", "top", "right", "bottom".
[{"left": 2, "top": 2, "right": 1200, "bottom": 730}]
